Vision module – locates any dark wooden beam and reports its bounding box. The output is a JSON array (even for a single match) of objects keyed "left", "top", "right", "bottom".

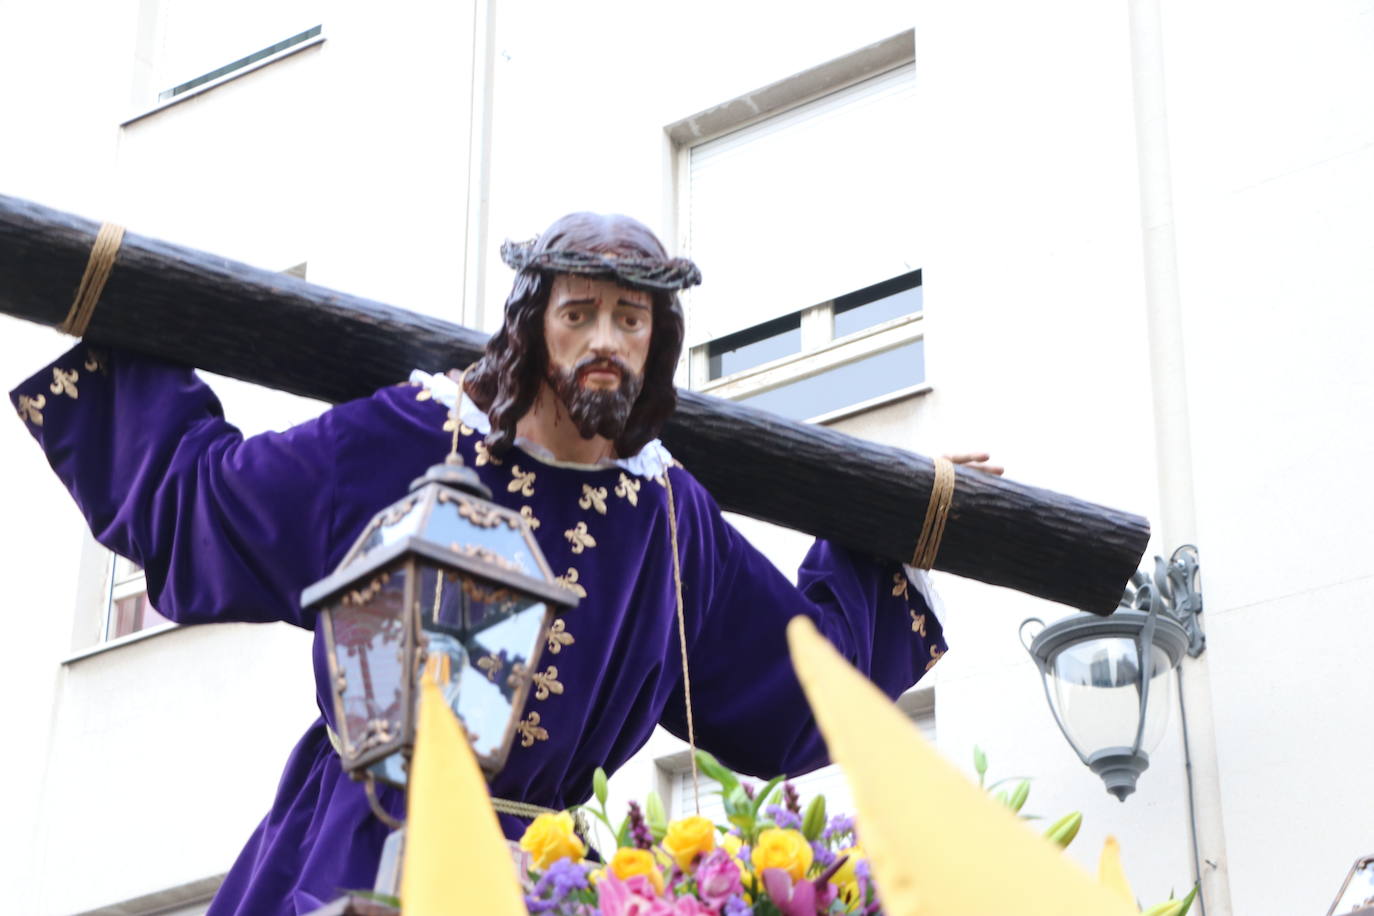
[{"left": 0, "top": 193, "right": 1150, "bottom": 614}]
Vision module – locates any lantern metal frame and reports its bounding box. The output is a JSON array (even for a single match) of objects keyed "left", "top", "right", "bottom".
[
  {"left": 303, "top": 462, "right": 577, "bottom": 786},
  {"left": 1020, "top": 545, "right": 1203, "bottom": 801},
  {"left": 1327, "top": 853, "right": 1374, "bottom": 916}
]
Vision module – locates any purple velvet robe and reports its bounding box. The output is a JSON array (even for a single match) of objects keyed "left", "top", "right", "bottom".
[{"left": 11, "top": 344, "right": 946, "bottom": 915}]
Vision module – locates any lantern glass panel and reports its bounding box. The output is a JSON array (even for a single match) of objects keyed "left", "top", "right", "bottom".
[
  {"left": 455, "top": 598, "right": 550, "bottom": 760},
  {"left": 423, "top": 496, "right": 541, "bottom": 577},
  {"left": 329, "top": 571, "right": 409, "bottom": 758},
  {"left": 1051, "top": 637, "right": 1173, "bottom": 757},
  {"left": 353, "top": 499, "right": 426, "bottom": 564},
  {"left": 412, "top": 564, "right": 549, "bottom": 763}
]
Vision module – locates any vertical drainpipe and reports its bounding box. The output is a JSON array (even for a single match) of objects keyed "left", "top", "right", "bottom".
[
  {"left": 1126, "top": 1, "right": 1233, "bottom": 913},
  {"left": 462, "top": 0, "right": 497, "bottom": 333}
]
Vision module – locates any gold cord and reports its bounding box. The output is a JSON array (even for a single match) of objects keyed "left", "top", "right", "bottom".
[
  {"left": 663, "top": 469, "right": 700, "bottom": 814},
  {"left": 911, "top": 457, "right": 956, "bottom": 570},
  {"left": 60, "top": 222, "right": 125, "bottom": 337}
]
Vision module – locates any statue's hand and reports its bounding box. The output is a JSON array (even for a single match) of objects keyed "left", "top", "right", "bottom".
[{"left": 943, "top": 452, "right": 1005, "bottom": 477}]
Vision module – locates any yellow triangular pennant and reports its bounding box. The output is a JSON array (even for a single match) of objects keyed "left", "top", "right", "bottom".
[
  {"left": 786, "top": 616, "right": 1137, "bottom": 916},
  {"left": 400, "top": 680, "right": 527, "bottom": 916}
]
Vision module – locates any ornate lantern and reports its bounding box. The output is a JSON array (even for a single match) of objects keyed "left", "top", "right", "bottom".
[
  {"left": 1020, "top": 546, "right": 1202, "bottom": 801},
  {"left": 302, "top": 459, "right": 576, "bottom": 791}
]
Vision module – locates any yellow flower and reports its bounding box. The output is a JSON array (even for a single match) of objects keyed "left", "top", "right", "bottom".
[
  {"left": 750, "top": 827, "right": 813, "bottom": 882},
  {"left": 662, "top": 815, "right": 717, "bottom": 871},
  {"left": 518, "top": 812, "right": 585, "bottom": 869},
  {"left": 610, "top": 847, "right": 665, "bottom": 895},
  {"left": 838, "top": 880, "right": 863, "bottom": 908},
  {"left": 1098, "top": 835, "right": 1135, "bottom": 906},
  {"left": 830, "top": 845, "right": 864, "bottom": 886},
  {"left": 720, "top": 833, "right": 744, "bottom": 859}
]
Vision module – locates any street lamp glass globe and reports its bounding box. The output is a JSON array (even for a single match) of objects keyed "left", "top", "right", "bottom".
[{"left": 1050, "top": 636, "right": 1174, "bottom": 760}]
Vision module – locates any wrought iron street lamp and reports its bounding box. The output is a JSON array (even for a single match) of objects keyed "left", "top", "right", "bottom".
[
  {"left": 1020, "top": 545, "right": 1203, "bottom": 801},
  {"left": 302, "top": 457, "right": 577, "bottom": 803}
]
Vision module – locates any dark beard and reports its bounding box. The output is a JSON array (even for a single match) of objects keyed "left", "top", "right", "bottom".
[{"left": 548, "top": 355, "right": 644, "bottom": 443}]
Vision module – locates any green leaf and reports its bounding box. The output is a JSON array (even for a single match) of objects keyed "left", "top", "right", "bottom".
[
  {"left": 695, "top": 750, "right": 740, "bottom": 794},
  {"left": 751, "top": 774, "right": 787, "bottom": 818},
  {"left": 593, "top": 767, "right": 609, "bottom": 808},
  {"left": 1042, "top": 811, "right": 1082, "bottom": 849},
  {"left": 645, "top": 790, "right": 668, "bottom": 842},
  {"left": 1176, "top": 882, "right": 1200, "bottom": 916},
  {"left": 973, "top": 745, "right": 988, "bottom": 787},
  {"left": 1007, "top": 779, "right": 1031, "bottom": 813},
  {"left": 801, "top": 793, "right": 828, "bottom": 841},
  {"left": 347, "top": 890, "right": 402, "bottom": 907},
  {"left": 723, "top": 784, "right": 751, "bottom": 818},
  {"left": 616, "top": 813, "right": 632, "bottom": 849}
]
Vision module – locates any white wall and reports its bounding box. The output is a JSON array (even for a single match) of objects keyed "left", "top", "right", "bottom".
[
  {"left": 1159, "top": 1, "right": 1374, "bottom": 912},
  {"left": 3, "top": 0, "right": 1372, "bottom": 911}
]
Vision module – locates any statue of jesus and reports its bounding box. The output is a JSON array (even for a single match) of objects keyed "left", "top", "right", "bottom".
[{"left": 10, "top": 211, "right": 952, "bottom": 916}]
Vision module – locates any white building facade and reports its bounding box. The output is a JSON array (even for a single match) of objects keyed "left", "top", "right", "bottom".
[{"left": 0, "top": 1, "right": 1370, "bottom": 914}]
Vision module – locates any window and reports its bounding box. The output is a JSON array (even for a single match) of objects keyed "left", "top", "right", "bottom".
[
  {"left": 661, "top": 689, "right": 934, "bottom": 822},
  {"left": 104, "top": 554, "right": 171, "bottom": 641},
  {"left": 695, "top": 271, "right": 924, "bottom": 423},
  {"left": 673, "top": 34, "right": 921, "bottom": 423}
]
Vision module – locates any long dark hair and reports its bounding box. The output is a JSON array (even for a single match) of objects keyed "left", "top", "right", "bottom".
[{"left": 465, "top": 213, "right": 686, "bottom": 458}]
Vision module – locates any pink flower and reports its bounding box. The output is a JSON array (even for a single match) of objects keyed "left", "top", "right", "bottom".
[
  {"left": 761, "top": 867, "right": 838, "bottom": 916},
  {"left": 598, "top": 871, "right": 675, "bottom": 916},
  {"left": 667, "top": 896, "right": 716, "bottom": 916},
  {"left": 696, "top": 849, "right": 744, "bottom": 908}
]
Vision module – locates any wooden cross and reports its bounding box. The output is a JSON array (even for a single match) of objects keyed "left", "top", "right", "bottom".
[{"left": 0, "top": 194, "right": 1148, "bottom": 614}]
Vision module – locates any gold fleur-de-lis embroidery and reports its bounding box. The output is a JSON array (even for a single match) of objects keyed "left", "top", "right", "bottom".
[
  {"left": 555, "top": 567, "right": 587, "bottom": 598},
  {"left": 546, "top": 618, "right": 575, "bottom": 654},
  {"left": 892, "top": 571, "right": 909, "bottom": 599},
  {"left": 475, "top": 440, "right": 502, "bottom": 467},
  {"left": 506, "top": 662, "right": 529, "bottom": 690},
  {"left": 910, "top": 610, "right": 927, "bottom": 637},
  {"left": 83, "top": 349, "right": 108, "bottom": 373},
  {"left": 925, "top": 645, "right": 945, "bottom": 672},
  {"left": 564, "top": 522, "right": 596, "bottom": 554},
  {"left": 520, "top": 506, "right": 540, "bottom": 530},
  {"left": 532, "top": 665, "right": 564, "bottom": 700},
  {"left": 508, "top": 465, "right": 536, "bottom": 497},
  {"left": 614, "top": 473, "right": 641, "bottom": 506},
  {"left": 516, "top": 711, "right": 549, "bottom": 747},
  {"left": 477, "top": 654, "right": 503, "bottom": 682},
  {"left": 49, "top": 367, "right": 79, "bottom": 399},
  {"left": 578, "top": 484, "right": 608, "bottom": 515},
  {"left": 16, "top": 394, "right": 45, "bottom": 426}
]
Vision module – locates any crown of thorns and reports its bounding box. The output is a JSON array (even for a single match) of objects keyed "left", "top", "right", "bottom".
[{"left": 500, "top": 238, "right": 702, "bottom": 291}]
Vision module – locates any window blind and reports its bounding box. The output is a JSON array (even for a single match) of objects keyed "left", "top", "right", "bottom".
[{"left": 686, "top": 63, "right": 917, "bottom": 346}]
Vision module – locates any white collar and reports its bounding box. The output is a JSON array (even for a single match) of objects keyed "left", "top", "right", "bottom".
[{"left": 408, "top": 369, "right": 675, "bottom": 479}]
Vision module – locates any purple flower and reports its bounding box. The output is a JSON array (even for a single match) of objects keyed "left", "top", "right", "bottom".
[
  {"left": 627, "top": 800, "right": 655, "bottom": 850},
  {"left": 723, "top": 896, "right": 751, "bottom": 916},
  {"left": 765, "top": 804, "right": 802, "bottom": 830},
  {"left": 695, "top": 849, "right": 744, "bottom": 908},
  {"left": 783, "top": 782, "right": 803, "bottom": 816},
  {"left": 524, "top": 858, "right": 591, "bottom": 913},
  {"left": 811, "top": 841, "right": 836, "bottom": 869},
  {"left": 822, "top": 814, "right": 855, "bottom": 844}
]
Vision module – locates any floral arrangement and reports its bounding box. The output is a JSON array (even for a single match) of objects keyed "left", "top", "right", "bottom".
[{"left": 513, "top": 749, "right": 1107, "bottom": 916}]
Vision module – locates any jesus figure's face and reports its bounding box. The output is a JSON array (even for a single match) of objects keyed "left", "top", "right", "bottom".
[{"left": 543, "top": 273, "right": 654, "bottom": 441}]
